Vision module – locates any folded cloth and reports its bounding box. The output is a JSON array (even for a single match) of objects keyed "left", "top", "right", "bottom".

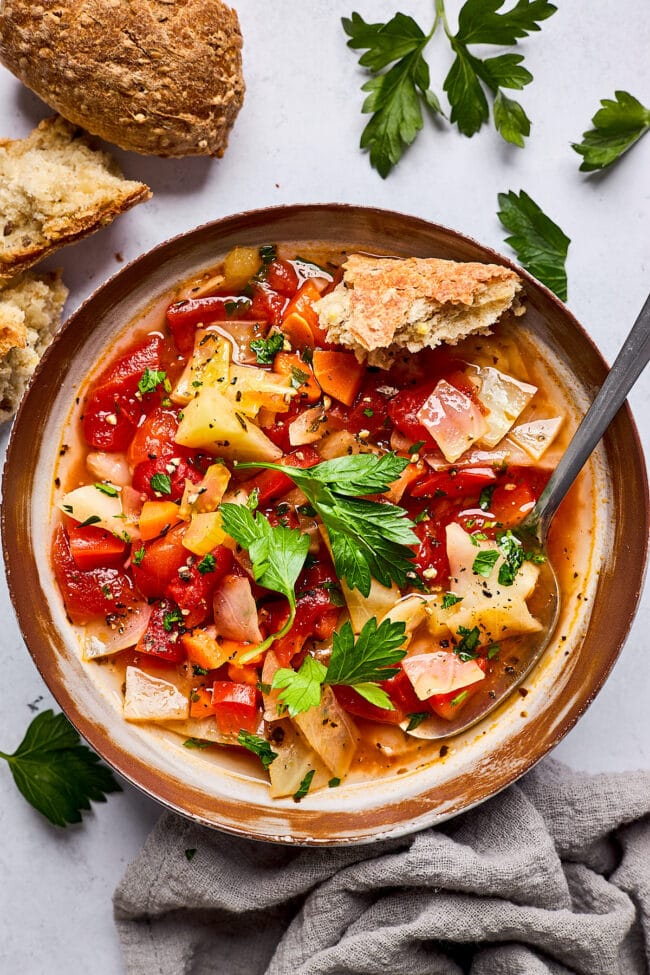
[{"left": 114, "top": 759, "right": 650, "bottom": 975}]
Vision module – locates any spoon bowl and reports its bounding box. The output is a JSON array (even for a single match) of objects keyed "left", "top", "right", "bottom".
[{"left": 405, "top": 292, "right": 650, "bottom": 740}]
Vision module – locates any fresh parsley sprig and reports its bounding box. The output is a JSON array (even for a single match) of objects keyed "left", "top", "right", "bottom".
[
  {"left": 220, "top": 503, "right": 310, "bottom": 661},
  {"left": 343, "top": 0, "right": 557, "bottom": 177},
  {"left": 237, "top": 730, "right": 278, "bottom": 770},
  {"left": 497, "top": 189, "right": 570, "bottom": 300},
  {"left": 272, "top": 616, "right": 408, "bottom": 716},
  {"left": 235, "top": 453, "right": 418, "bottom": 597},
  {"left": 0, "top": 710, "right": 121, "bottom": 827},
  {"left": 572, "top": 91, "right": 650, "bottom": 173}
]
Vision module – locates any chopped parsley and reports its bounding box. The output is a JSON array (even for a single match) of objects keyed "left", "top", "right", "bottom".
[
  {"left": 133, "top": 546, "right": 146, "bottom": 566},
  {"left": 79, "top": 515, "right": 101, "bottom": 528},
  {"left": 472, "top": 549, "right": 499, "bottom": 577},
  {"left": 478, "top": 484, "right": 495, "bottom": 511},
  {"left": 328, "top": 777, "right": 341, "bottom": 788},
  {"left": 290, "top": 365, "right": 311, "bottom": 389},
  {"left": 183, "top": 738, "right": 211, "bottom": 750},
  {"left": 441, "top": 592, "right": 463, "bottom": 609},
  {"left": 406, "top": 712, "right": 429, "bottom": 731},
  {"left": 138, "top": 368, "right": 170, "bottom": 396},
  {"left": 94, "top": 482, "right": 119, "bottom": 497},
  {"left": 450, "top": 690, "right": 469, "bottom": 708},
  {"left": 237, "top": 730, "right": 278, "bottom": 770},
  {"left": 293, "top": 769, "right": 315, "bottom": 802},
  {"left": 197, "top": 553, "right": 216, "bottom": 574},
  {"left": 150, "top": 473, "right": 172, "bottom": 495},
  {"left": 163, "top": 608, "right": 184, "bottom": 632},
  {"left": 454, "top": 625, "right": 481, "bottom": 662},
  {"left": 250, "top": 333, "right": 284, "bottom": 364}
]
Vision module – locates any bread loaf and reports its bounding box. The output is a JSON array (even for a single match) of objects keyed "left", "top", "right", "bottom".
[
  {"left": 0, "top": 270, "right": 68, "bottom": 422},
  {"left": 316, "top": 255, "right": 524, "bottom": 366},
  {"left": 0, "top": 115, "right": 151, "bottom": 280},
  {"left": 0, "top": 0, "right": 245, "bottom": 158}
]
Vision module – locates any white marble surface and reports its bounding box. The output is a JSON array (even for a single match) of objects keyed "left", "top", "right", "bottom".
[{"left": 0, "top": 2, "right": 648, "bottom": 971}]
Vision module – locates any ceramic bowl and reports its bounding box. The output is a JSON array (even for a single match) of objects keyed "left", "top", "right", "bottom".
[{"left": 3, "top": 204, "right": 648, "bottom": 844}]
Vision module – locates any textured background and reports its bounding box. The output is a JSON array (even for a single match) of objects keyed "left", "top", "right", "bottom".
[{"left": 0, "top": 2, "right": 648, "bottom": 970}]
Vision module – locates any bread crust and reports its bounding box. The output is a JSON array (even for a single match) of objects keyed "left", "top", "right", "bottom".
[
  {"left": 316, "top": 255, "right": 524, "bottom": 364},
  {"left": 0, "top": 116, "right": 151, "bottom": 280},
  {"left": 0, "top": 0, "right": 245, "bottom": 158}
]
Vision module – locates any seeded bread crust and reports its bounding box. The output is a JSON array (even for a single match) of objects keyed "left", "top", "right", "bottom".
[
  {"left": 0, "top": 115, "right": 151, "bottom": 281},
  {"left": 316, "top": 255, "right": 524, "bottom": 367},
  {"left": 0, "top": 0, "right": 244, "bottom": 158},
  {"left": 0, "top": 270, "right": 68, "bottom": 422}
]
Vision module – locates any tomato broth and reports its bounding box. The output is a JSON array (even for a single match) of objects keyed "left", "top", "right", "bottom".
[{"left": 51, "top": 243, "right": 584, "bottom": 799}]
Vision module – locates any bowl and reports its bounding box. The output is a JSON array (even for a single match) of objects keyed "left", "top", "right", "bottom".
[{"left": 3, "top": 204, "right": 648, "bottom": 844}]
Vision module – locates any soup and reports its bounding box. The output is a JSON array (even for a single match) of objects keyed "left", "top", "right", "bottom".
[{"left": 50, "top": 243, "right": 573, "bottom": 801}]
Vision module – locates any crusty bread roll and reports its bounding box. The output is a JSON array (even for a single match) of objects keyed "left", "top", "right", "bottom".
[
  {"left": 316, "top": 255, "right": 524, "bottom": 366},
  {"left": 0, "top": 270, "right": 68, "bottom": 422},
  {"left": 0, "top": 116, "right": 151, "bottom": 280},
  {"left": 0, "top": 0, "right": 244, "bottom": 158}
]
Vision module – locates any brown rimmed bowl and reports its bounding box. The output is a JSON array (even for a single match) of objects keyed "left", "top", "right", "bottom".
[{"left": 2, "top": 204, "right": 648, "bottom": 844}]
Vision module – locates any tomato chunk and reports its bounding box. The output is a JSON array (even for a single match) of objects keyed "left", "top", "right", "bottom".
[
  {"left": 135, "top": 600, "right": 186, "bottom": 663},
  {"left": 410, "top": 467, "right": 498, "bottom": 499},
  {"left": 333, "top": 686, "right": 404, "bottom": 726},
  {"left": 131, "top": 524, "right": 188, "bottom": 599},
  {"left": 242, "top": 446, "right": 320, "bottom": 506},
  {"left": 165, "top": 546, "right": 233, "bottom": 629},
  {"left": 52, "top": 525, "right": 136, "bottom": 624},
  {"left": 132, "top": 456, "right": 202, "bottom": 502},
  {"left": 211, "top": 682, "right": 259, "bottom": 734}
]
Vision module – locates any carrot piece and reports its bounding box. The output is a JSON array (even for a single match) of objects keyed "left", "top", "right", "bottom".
[
  {"left": 312, "top": 350, "right": 364, "bottom": 406},
  {"left": 280, "top": 312, "right": 314, "bottom": 350},
  {"left": 190, "top": 687, "right": 216, "bottom": 718},
  {"left": 139, "top": 500, "right": 182, "bottom": 541},
  {"left": 283, "top": 279, "right": 322, "bottom": 329},
  {"left": 181, "top": 630, "right": 230, "bottom": 671},
  {"left": 273, "top": 352, "right": 321, "bottom": 403},
  {"left": 227, "top": 663, "right": 260, "bottom": 685}
]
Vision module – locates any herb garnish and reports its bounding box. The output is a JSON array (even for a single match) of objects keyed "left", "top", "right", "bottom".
[
  {"left": 497, "top": 189, "right": 570, "bottom": 301},
  {"left": 79, "top": 515, "right": 102, "bottom": 528},
  {"left": 293, "top": 769, "right": 316, "bottom": 802},
  {"left": 0, "top": 710, "right": 120, "bottom": 827},
  {"left": 220, "top": 504, "right": 310, "bottom": 661},
  {"left": 197, "top": 553, "right": 216, "bottom": 575},
  {"left": 138, "top": 368, "right": 171, "bottom": 396},
  {"left": 237, "top": 730, "right": 278, "bottom": 770},
  {"left": 133, "top": 546, "right": 146, "bottom": 566},
  {"left": 234, "top": 453, "right": 418, "bottom": 596},
  {"left": 343, "top": 1, "right": 557, "bottom": 177},
  {"left": 272, "top": 616, "right": 407, "bottom": 716},
  {"left": 150, "top": 473, "right": 172, "bottom": 495},
  {"left": 478, "top": 484, "right": 495, "bottom": 511},
  {"left": 472, "top": 549, "right": 499, "bottom": 577},
  {"left": 94, "top": 482, "right": 119, "bottom": 497},
  {"left": 163, "top": 608, "right": 184, "bottom": 632},
  {"left": 572, "top": 91, "right": 650, "bottom": 173},
  {"left": 406, "top": 712, "right": 430, "bottom": 731},
  {"left": 441, "top": 592, "right": 463, "bottom": 609},
  {"left": 454, "top": 625, "right": 481, "bottom": 661},
  {"left": 250, "top": 333, "right": 284, "bottom": 365}
]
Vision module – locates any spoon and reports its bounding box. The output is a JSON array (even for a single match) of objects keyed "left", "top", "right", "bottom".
[{"left": 404, "top": 292, "right": 650, "bottom": 740}]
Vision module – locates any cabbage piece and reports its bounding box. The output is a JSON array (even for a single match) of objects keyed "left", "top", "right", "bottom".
[
  {"left": 171, "top": 330, "right": 231, "bottom": 406},
  {"left": 59, "top": 484, "right": 124, "bottom": 537},
  {"left": 166, "top": 716, "right": 237, "bottom": 745},
  {"left": 341, "top": 576, "right": 402, "bottom": 633},
  {"left": 403, "top": 652, "right": 485, "bottom": 699},
  {"left": 268, "top": 720, "right": 329, "bottom": 798},
  {"left": 446, "top": 523, "right": 541, "bottom": 643},
  {"left": 510, "top": 417, "right": 564, "bottom": 460},
  {"left": 123, "top": 667, "right": 189, "bottom": 722},
  {"left": 416, "top": 379, "right": 488, "bottom": 463},
  {"left": 467, "top": 365, "right": 537, "bottom": 448},
  {"left": 292, "top": 687, "right": 359, "bottom": 777}
]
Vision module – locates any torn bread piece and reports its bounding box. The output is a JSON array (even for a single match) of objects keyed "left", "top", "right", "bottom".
[
  {"left": 316, "top": 254, "right": 524, "bottom": 366},
  {"left": 0, "top": 269, "right": 68, "bottom": 422},
  {"left": 0, "top": 115, "right": 151, "bottom": 280}
]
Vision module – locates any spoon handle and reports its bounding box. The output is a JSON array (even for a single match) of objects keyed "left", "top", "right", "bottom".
[{"left": 526, "top": 292, "right": 650, "bottom": 541}]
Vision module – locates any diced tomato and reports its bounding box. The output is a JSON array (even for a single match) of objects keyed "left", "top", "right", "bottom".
[
  {"left": 68, "top": 525, "right": 128, "bottom": 571},
  {"left": 412, "top": 515, "right": 450, "bottom": 587},
  {"left": 82, "top": 336, "right": 163, "bottom": 451},
  {"left": 383, "top": 669, "right": 424, "bottom": 715},
  {"left": 132, "top": 456, "right": 202, "bottom": 502},
  {"left": 211, "top": 682, "right": 259, "bottom": 734},
  {"left": 343, "top": 372, "right": 396, "bottom": 439},
  {"left": 135, "top": 600, "right": 186, "bottom": 663},
  {"left": 488, "top": 466, "right": 550, "bottom": 528},
  {"left": 262, "top": 398, "right": 307, "bottom": 453},
  {"left": 165, "top": 546, "right": 233, "bottom": 629},
  {"left": 387, "top": 382, "right": 439, "bottom": 448},
  {"left": 410, "top": 467, "right": 498, "bottom": 499},
  {"left": 333, "top": 685, "right": 404, "bottom": 725},
  {"left": 264, "top": 259, "right": 299, "bottom": 297},
  {"left": 130, "top": 524, "right": 188, "bottom": 599},
  {"left": 248, "top": 282, "right": 287, "bottom": 325},
  {"left": 127, "top": 407, "right": 182, "bottom": 466},
  {"left": 242, "top": 445, "right": 320, "bottom": 506},
  {"left": 51, "top": 525, "right": 136, "bottom": 624}
]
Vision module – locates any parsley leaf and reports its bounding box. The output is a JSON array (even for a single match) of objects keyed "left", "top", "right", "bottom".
[
  {"left": 0, "top": 710, "right": 121, "bottom": 827},
  {"left": 138, "top": 368, "right": 170, "bottom": 396},
  {"left": 133, "top": 545, "right": 146, "bottom": 566},
  {"left": 454, "top": 625, "right": 481, "bottom": 661},
  {"left": 442, "top": 592, "right": 463, "bottom": 609},
  {"left": 472, "top": 549, "right": 499, "bottom": 577},
  {"left": 197, "top": 553, "right": 215, "bottom": 575},
  {"left": 235, "top": 453, "right": 417, "bottom": 596},
  {"left": 220, "top": 504, "right": 310, "bottom": 661},
  {"left": 94, "top": 482, "right": 119, "bottom": 497},
  {"left": 163, "top": 608, "right": 184, "bottom": 632},
  {"left": 272, "top": 617, "right": 407, "bottom": 716},
  {"left": 496, "top": 528, "right": 526, "bottom": 585},
  {"left": 572, "top": 90, "right": 650, "bottom": 172},
  {"left": 237, "top": 730, "right": 278, "bottom": 770},
  {"left": 250, "top": 333, "right": 284, "bottom": 365},
  {"left": 150, "top": 472, "right": 172, "bottom": 495},
  {"left": 497, "top": 189, "right": 570, "bottom": 300},
  {"left": 406, "top": 712, "right": 430, "bottom": 731},
  {"left": 293, "top": 769, "right": 315, "bottom": 802},
  {"left": 343, "top": 12, "right": 442, "bottom": 177}
]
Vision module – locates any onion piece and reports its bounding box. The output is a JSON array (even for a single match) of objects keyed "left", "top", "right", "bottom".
[
  {"left": 83, "top": 602, "right": 153, "bottom": 660},
  {"left": 268, "top": 720, "right": 328, "bottom": 799},
  {"left": 288, "top": 405, "right": 329, "bottom": 446},
  {"left": 123, "top": 666, "right": 189, "bottom": 722},
  {"left": 402, "top": 652, "right": 485, "bottom": 699},
  {"left": 86, "top": 451, "right": 131, "bottom": 486},
  {"left": 165, "top": 716, "right": 237, "bottom": 745},
  {"left": 59, "top": 484, "right": 124, "bottom": 536},
  {"left": 292, "top": 686, "right": 359, "bottom": 777},
  {"left": 213, "top": 574, "right": 263, "bottom": 643}
]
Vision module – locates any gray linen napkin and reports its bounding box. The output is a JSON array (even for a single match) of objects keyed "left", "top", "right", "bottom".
[{"left": 114, "top": 759, "right": 650, "bottom": 975}]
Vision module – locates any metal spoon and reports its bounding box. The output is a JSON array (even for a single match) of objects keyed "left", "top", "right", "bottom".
[{"left": 404, "top": 293, "right": 650, "bottom": 740}]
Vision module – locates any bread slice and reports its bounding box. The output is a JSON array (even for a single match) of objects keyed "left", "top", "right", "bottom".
[
  {"left": 316, "top": 254, "right": 524, "bottom": 366},
  {"left": 0, "top": 115, "right": 151, "bottom": 280},
  {"left": 0, "top": 269, "right": 68, "bottom": 421}
]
